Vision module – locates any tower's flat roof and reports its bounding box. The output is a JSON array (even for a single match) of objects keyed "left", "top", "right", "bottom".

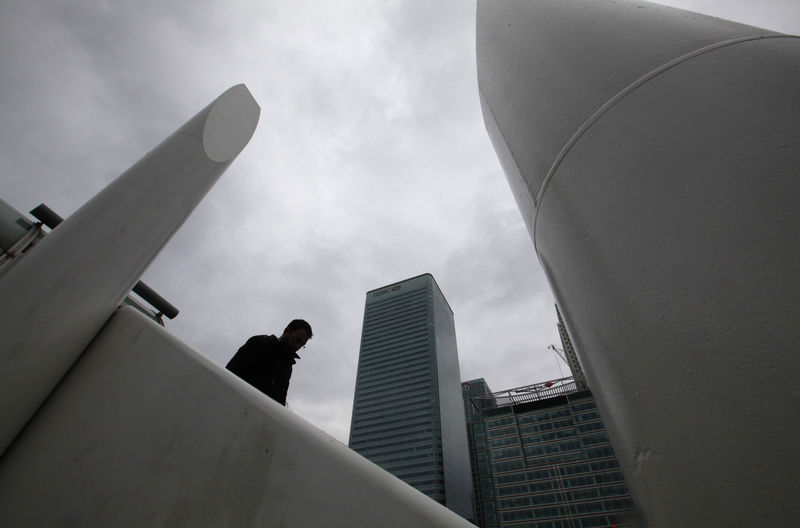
[{"left": 365, "top": 273, "right": 453, "bottom": 315}]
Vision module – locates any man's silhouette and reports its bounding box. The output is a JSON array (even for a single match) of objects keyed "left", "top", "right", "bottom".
[{"left": 226, "top": 319, "right": 312, "bottom": 405}]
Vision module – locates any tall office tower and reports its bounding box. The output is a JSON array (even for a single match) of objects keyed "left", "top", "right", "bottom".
[
  {"left": 463, "top": 378, "right": 639, "bottom": 528},
  {"left": 349, "top": 274, "right": 473, "bottom": 520}
]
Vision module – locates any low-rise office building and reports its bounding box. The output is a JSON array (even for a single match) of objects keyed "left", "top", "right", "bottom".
[{"left": 462, "top": 378, "right": 638, "bottom": 528}]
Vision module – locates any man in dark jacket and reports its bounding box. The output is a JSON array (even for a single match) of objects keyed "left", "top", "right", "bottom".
[{"left": 226, "top": 319, "right": 312, "bottom": 405}]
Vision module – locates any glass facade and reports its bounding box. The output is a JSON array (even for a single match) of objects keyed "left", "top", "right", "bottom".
[
  {"left": 462, "top": 378, "right": 497, "bottom": 526},
  {"left": 463, "top": 379, "right": 639, "bottom": 528},
  {"left": 349, "top": 274, "right": 473, "bottom": 520}
]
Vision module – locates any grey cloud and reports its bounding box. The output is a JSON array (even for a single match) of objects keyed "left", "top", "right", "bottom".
[{"left": 3, "top": 0, "right": 792, "bottom": 444}]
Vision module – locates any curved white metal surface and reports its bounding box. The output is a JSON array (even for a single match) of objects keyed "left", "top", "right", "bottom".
[
  {"left": 478, "top": 0, "right": 780, "bottom": 231},
  {"left": 203, "top": 85, "right": 261, "bottom": 162},
  {"left": 0, "top": 85, "right": 260, "bottom": 454},
  {"left": 478, "top": 0, "right": 800, "bottom": 526},
  {"left": 0, "top": 307, "right": 474, "bottom": 527}
]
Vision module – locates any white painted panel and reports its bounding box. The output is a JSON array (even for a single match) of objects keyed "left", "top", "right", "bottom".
[{"left": 0, "top": 307, "right": 473, "bottom": 527}]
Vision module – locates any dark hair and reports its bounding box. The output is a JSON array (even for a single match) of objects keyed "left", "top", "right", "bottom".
[{"left": 286, "top": 319, "right": 312, "bottom": 339}]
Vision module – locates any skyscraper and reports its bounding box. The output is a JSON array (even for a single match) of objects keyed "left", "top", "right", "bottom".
[{"left": 349, "top": 274, "right": 473, "bottom": 520}]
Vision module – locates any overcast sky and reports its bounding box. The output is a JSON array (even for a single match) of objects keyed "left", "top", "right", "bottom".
[{"left": 2, "top": 0, "right": 797, "bottom": 443}]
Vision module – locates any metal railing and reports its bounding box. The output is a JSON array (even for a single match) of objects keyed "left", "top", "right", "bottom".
[{"left": 471, "top": 377, "right": 579, "bottom": 411}]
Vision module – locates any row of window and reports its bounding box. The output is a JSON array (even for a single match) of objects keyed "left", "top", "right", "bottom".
[
  {"left": 493, "top": 458, "right": 621, "bottom": 486},
  {"left": 353, "top": 399, "right": 435, "bottom": 423},
  {"left": 354, "top": 433, "right": 434, "bottom": 452},
  {"left": 488, "top": 425, "right": 609, "bottom": 453},
  {"left": 498, "top": 483, "right": 630, "bottom": 510},
  {"left": 520, "top": 428, "right": 581, "bottom": 446},
  {"left": 356, "top": 370, "right": 433, "bottom": 389},
  {"left": 526, "top": 451, "right": 584, "bottom": 468},
  {"left": 406, "top": 479, "right": 445, "bottom": 492},
  {"left": 352, "top": 392, "right": 432, "bottom": 414},
  {"left": 364, "top": 454, "right": 437, "bottom": 469},
  {"left": 353, "top": 366, "right": 429, "bottom": 391},
  {"left": 360, "top": 306, "right": 428, "bottom": 336},
  {"left": 487, "top": 415, "right": 515, "bottom": 428},
  {"left": 504, "top": 513, "right": 628, "bottom": 528},
  {"left": 350, "top": 426, "right": 434, "bottom": 444},
  {"left": 361, "top": 305, "right": 427, "bottom": 330},
  {"left": 353, "top": 437, "right": 435, "bottom": 458},
  {"left": 362, "top": 289, "right": 427, "bottom": 311},
  {"left": 489, "top": 435, "right": 520, "bottom": 448},
  {"left": 516, "top": 408, "right": 573, "bottom": 425},
  {"left": 352, "top": 401, "right": 434, "bottom": 423},
  {"left": 362, "top": 290, "right": 427, "bottom": 317},
  {"left": 360, "top": 322, "right": 429, "bottom": 346},
  {"left": 350, "top": 419, "right": 433, "bottom": 439},
  {"left": 489, "top": 433, "right": 608, "bottom": 460},
  {"left": 492, "top": 439, "right": 585, "bottom": 462},
  {"left": 488, "top": 410, "right": 602, "bottom": 440},
  {"left": 358, "top": 333, "right": 428, "bottom": 360},
  {"left": 389, "top": 467, "right": 443, "bottom": 483},
  {"left": 567, "top": 483, "right": 630, "bottom": 503},
  {"left": 500, "top": 498, "right": 634, "bottom": 522},
  {"left": 522, "top": 422, "right": 606, "bottom": 445},
  {"left": 491, "top": 446, "right": 526, "bottom": 461},
  {"left": 360, "top": 349, "right": 444, "bottom": 377},
  {"left": 361, "top": 449, "right": 442, "bottom": 468},
  {"left": 570, "top": 400, "right": 597, "bottom": 412},
  {"left": 488, "top": 425, "right": 518, "bottom": 439},
  {"left": 492, "top": 459, "right": 526, "bottom": 473},
  {"left": 491, "top": 446, "right": 616, "bottom": 474},
  {"left": 497, "top": 470, "right": 627, "bottom": 496},
  {"left": 349, "top": 412, "right": 435, "bottom": 433},
  {"left": 486, "top": 400, "right": 598, "bottom": 431},
  {"left": 573, "top": 411, "right": 601, "bottom": 423},
  {"left": 356, "top": 355, "right": 434, "bottom": 381},
  {"left": 353, "top": 387, "right": 431, "bottom": 409},
  {"left": 351, "top": 379, "right": 431, "bottom": 402},
  {"left": 360, "top": 323, "right": 430, "bottom": 350},
  {"left": 520, "top": 409, "right": 602, "bottom": 429},
  {"left": 358, "top": 344, "right": 429, "bottom": 369},
  {"left": 355, "top": 382, "right": 431, "bottom": 403},
  {"left": 523, "top": 433, "right": 608, "bottom": 458},
  {"left": 519, "top": 418, "right": 582, "bottom": 436}
]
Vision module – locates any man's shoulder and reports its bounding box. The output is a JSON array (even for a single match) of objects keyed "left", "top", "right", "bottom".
[
  {"left": 245, "top": 334, "right": 279, "bottom": 344},
  {"left": 241, "top": 334, "right": 281, "bottom": 351}
]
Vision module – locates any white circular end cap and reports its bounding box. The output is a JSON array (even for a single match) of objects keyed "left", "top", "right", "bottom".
[{"left": 203, "top": 84, "right": 260, "bottom": 163}]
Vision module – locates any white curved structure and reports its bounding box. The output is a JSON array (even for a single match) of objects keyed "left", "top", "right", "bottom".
[
  {"left": 0, "top": 84, "right": 260, "bottom": 453},
  {"left": 478, "top": 1, "right": 800, "bottom": 526},
  {"left": 0, "top": 307, "right": 473, "bottom": 526},
  {"left": 0, "top": 85, "right": 473, "bottom": 526}
]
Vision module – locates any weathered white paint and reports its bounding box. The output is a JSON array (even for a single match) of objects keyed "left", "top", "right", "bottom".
[
  {"left": 0, "top": 306, "right": 474, "bottom": 527},
  {"left": 478, "top": 0, "right": 800, "bottom": 526},
  {"left": 0, "top": 85, "right": 259, "bottom": 454}
]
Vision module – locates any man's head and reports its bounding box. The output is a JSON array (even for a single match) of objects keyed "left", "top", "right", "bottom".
[{"left": 279, "top": 319, "right": 312, "bottom": 352}]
